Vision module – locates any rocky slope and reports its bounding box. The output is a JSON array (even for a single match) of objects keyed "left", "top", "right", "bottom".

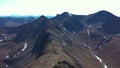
[{"left": 0, "top": 10, "right": 120, "bottom": 68}]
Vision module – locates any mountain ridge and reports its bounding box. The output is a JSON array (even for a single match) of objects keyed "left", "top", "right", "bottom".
[{"left": 0, "top": 10, "right": 120, "bottom": 68}]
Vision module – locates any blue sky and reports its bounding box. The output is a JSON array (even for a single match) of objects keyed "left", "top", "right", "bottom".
[{"left": 0, "top": 0, "right": 120, "bottom": 16}]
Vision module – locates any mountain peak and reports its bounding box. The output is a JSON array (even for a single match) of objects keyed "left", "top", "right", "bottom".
[
  {"left": 51, "top": 12, "right": 71, "bottom": 21},
  {"left": 1, "top": 10, "right": 120, "bottom": 68},
  {"left": 61, "top": 12, "right": 69, "bottom": 16},
  {"left": 33, "top": 15, "right": 48, "bottom": 24},
  {"left": 95, "top": 10, "right": 115, "bottom": 17},
  {"left": 38, "top": 15, "right": 47, "bottom": 20},
  {"left": 98, "top": 10, "right": 110, "bottom": 13}
]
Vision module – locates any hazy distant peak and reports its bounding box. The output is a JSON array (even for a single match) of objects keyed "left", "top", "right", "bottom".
[
  {"left": 39, "top": 15, "right": 47, "bottom": 19},
  {"left": 37, "top": 15, "right": 48, "bottom": 21}
]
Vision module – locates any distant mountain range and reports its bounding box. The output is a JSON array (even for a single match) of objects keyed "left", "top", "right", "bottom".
[
  {"left": 0, "top": 10, "right": 120, "bottom": 68},
  {"left": 0, "top": 16, "right": 53, "bottom": 27},
  {"left": 0, "top": 16, "right": 38, "bottom": 27}
]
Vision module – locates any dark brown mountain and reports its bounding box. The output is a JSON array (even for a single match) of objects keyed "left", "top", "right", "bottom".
[
  {"left": 84, "top": 10, "right": 120, "bottom": 34},
  {"left": 0, "top": 10, "right": 120, "bottom": 68}
]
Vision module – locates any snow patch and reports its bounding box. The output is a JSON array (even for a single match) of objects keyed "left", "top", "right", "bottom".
[
  {"left": 104, "top": 64, "right": 108, "bottom": 68},
  {"left": 103, "top": 34, "right": 107, "bottom": 40},
  {"left": 12, "top": 34, "right": 16, "bottom": 36},
  {"left": 2, "top": 33, "right": 6, "bottom": 36},
  {"left": 94, "top": 54, "right": 108, "bottom": 68},
  {"left": 63, "top": 42, "right": 68, "bottom": 47},
  {"left": 63, "top": 43, "right": 66, "bottom": 45},
  {"left": 83, "top": 42, "right": 108, "bottom": 68},
  {"left": 5, "top": 55, "right": 9, "bottom": 59},
  {"left": 68, "top": 13, "right": 73, "bottom": 17},
  {"left": 0, "top": 39, "right": 3, "bottom": 42},
  {"left": 4, "top": 36, "right": 7, "bottom": 40},
  {"left": 95, "top": 55, "right": 102, "bottom": 63},
  {"left": 100, "top": 33, "right": 107, "bottom": 40},
  {"left": 21, "top": 43, "right": 28, "bottom": 51},
  {"left": 82, "top": 42, "right": 92, "bottom": 50},
  {"left": 5, "top": 64, "right": 8, "bottom": 67},
  {"left": 87, "top": 28, "right": 90, "bottom": 36},
  {"left": 82, "top": 42, "right": 88, "bottom": 48},
  {"left": 63, "top": 27, "right": 67, "bottom": 31}
]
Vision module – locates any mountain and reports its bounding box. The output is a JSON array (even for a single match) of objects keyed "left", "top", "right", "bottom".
[
  {"left": 0, "top": 16, "right": 38, "bottom": 27},
  {"left": 51, "top": 12, "right": 85, "bottom": 32},
  {"left": 0, "top": 16, "right": 103, "bottom": 68},
  {"left": 85, "top": 10, "right": 120, "bottom": 34},
  {"left": 0, "top": 10, "right": 120, "bottom": 68},
  {"left": 97, "top": 34, "right": 120, "bottom": 68}
]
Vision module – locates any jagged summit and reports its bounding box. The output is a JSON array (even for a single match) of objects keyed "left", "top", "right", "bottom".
[{"left": 51, "top": 12, "right": 73, "bottom": 21}]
